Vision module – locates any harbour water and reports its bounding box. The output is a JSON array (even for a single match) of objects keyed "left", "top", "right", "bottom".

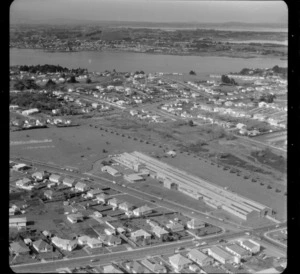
[{"left": 10, "top": 48, "right": 287, "bottom": 75}]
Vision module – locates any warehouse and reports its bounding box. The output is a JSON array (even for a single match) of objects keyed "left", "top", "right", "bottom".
[
  {"left": 238, "top": 239, "right": 260, "bottom": 254},
  {"left": 101, "top": 166, "right": 121, "bottom": 176},
  {"left": 124, "top": 174, "right": 144, "bottom": 183},
  {"left": 114, "top": 152, "right": 272, "bottom": 221},
  {"left": 225, "top": 244, "right": 251, "bottom": 259}
]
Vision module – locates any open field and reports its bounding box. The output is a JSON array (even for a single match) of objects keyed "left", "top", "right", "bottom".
[{"left": 10, "top": 124, "right": 286, "bottom": 221}]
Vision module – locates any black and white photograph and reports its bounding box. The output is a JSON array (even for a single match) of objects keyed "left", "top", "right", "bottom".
[{"left": 9, "top": 0, "right": 288, "bottom": 273}]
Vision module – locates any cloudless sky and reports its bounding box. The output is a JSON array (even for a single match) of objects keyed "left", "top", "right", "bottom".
[{"left": 10, "top": 0, "right": 288, "bottom": 24}]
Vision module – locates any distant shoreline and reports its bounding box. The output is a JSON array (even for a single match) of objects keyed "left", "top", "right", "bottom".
[{"left": 10, "top": 47, "right": 286, "bottom": 60}]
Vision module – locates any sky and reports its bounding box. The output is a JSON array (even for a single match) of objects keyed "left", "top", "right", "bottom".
[{"left": 10, "top": 0, "right": 288, "bottom": 24}]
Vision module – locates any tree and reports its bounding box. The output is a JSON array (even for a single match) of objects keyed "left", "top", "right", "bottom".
[
  {"left": 188, "top": 120, "right": 194, "bottom": 127},
  {"left": 86, "top": 78, "right": 92, "bottom": 84},
  {"left": 189, "top": 70, "right": 196, "bottom": 75},
  {"left": 221, "top": 75, "right": 237, "bottom": 85},
  {"left": 67, "top": 75, "right": 77, "bottom": 83}
]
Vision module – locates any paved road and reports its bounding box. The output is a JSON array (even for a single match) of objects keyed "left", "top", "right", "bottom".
[{"left": 263, "top": 227, "right": 287, "bottom": 248}]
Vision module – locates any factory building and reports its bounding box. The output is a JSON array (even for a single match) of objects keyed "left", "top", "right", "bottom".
[
  {"left": 101, "top": 166, "right": 121, "bottom": 176},
  {"left": 238, "top": 239, "right": 260, "bottom": 254},
  {"left": 225, "top": 244, "right": 251, "bottom": 259},
  {"left": 113, "top": 152, "right": 272, "bottom": 221},
  {"left": 208, "top": 246, "right": 240, "bottom": 264}
]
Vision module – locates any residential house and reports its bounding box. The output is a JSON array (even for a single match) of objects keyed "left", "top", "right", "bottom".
[
  {"left": 67, "top": 213, "right": 84, "bottom": 224},
  {"left": 10, "top": 241, "right": 30, "bottom": 255},
  {"left": 186, "top": 219, "right": 205, "bottom": 229},
  {"left": 86, "top": 188, "right": 104, "bottom": 198},
  {"left": 118, "top": 201, "right": 135, "bottom": 212},
  {"left": 130, "top": 229, "right": 152, "bottom": 242},
  {"left": 107, "top": 198, "right": 121, "bottom": 208},
  {"left": 166, "top": 222, "right": 184, "bottom": 232},
  {"left": 104, "top": 228, "right": 116, "bottom": 235},
  {"left": 187, "top": 249, "right": 213, "bottom": 267},
  {"left": 74, "top": 182, "right": 89, "bottom": 192},
  {"left": 49, "top": 174, "right": 61, "bottom": 184},
  {"left": 103, "top": 265, "right": 124, "bottom": 273},
  {"left": 44, "top": 190, "right": 53, "bottom": 200},
  {"left": 95, "top": 193, "right": 110, "bottom": 203},
  {"left": 99, "top": 235, "right": 121, "bottom": 246},
  {"left": 141, "top": 259, "right": 167, "bottom": 273},
  {"left": 125, "top": 261, "right": 148, "bottom": 274},
  {"left": 169, "top": 254, "right": 192, "bottom": 271},
  {"left": 133, "top": 205, "right": 152, "bottom": 216},
  {"left": 51, "top": 236, "right": 77, "bottom": 251},
  {"left": 62, "top": 177, "right": 76, "bottom": 188},
  {"left": 32, "top": 239, "right": 52, "bottom": 253},
  {"left": 152, "top": 226, "right": 168, "bottom": 238},
  {"left": 86, "top": 237, "right": 102, "bottom": 248},
  {"left": 31, "top": 171, "right": 45, "bottom": 182},
  {"left": 9, "top": 217, "right": 27, "bottom": 229},
  {"left": 78, "top": 235, "right": 91, "bottom": 245}
]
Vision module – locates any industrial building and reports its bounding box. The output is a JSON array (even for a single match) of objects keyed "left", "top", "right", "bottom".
[
  {"left": 225, "top": 244, "right": 251, "bottom": 259},
  {"left": 113, "top": 152, "right": 272, "bottom": 221},
  {"left": 208, "top": 246, "right": 240, "bottom": 264},
  {"left": 238, "top": 239, "right": 260, "bottom": 254},
  {"left": 101, "top": 165, "right": 121, "bottom": 176}
]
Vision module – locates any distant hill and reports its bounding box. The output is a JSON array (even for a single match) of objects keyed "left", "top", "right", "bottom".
[{"left": 9, "top": 17, "right": 287, "bottom": 31}]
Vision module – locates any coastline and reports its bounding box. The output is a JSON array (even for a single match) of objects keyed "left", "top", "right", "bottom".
[{"left": 10, "top": 47, "right": 286, "bottom": 60}]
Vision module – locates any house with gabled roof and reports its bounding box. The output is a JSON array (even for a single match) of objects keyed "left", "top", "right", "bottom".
[
  {"left": 133, "top": 205, "right": 152, "bottom": 216},
  {"left": 75, "top": 182, "right": 89, "bottom": 192},
  {"left": 169, "top": 254, "right": 192, "bottom": 270},
  {"left": 87, "top": 188, "right": 104, "bottom": 198},
  {"left": 165, "top": 222, "right": 184, "bottom": 232},
  {"left": 67, "top": 213, "right": 84, "bottom": 224},
  {"left": 118, "top": 201, "right": 135, "bottom": 212},
  {"left": 62, "top": 177, "right": 76, "bottom": 187},
  {"left": 95, "top": 193, "right": 110, "bottom": 203},
  {"left": 49, "top": 174, "right": 61, "bottom": 184},
  {"left": 187, "top": 248, "right": 213, "bottom": 266},
  {"left": 141, "top": 258, "right": 167, "bottom": 273},
  {"left": 51, "top": 236, "right": 77, "bottom": 251},
  {"left": 98, "top": 234, "right": 121, "bottom": 246},
  {"left": 152, "top": 226, "right": 168, "bottom": 238},
  {"left": 10, "top": 241, "right": 30, "bottom": 255},
  {"left": 103, "top": 265, "right": 123, "bottom": 273},
  {"left": 186, "top": 218, "right": 205, "bottom": 229},
  {"left": 130, "top": 229, "right": 151, "bottom": 242},
  {"left": 107, "top": 197, "right": 121, "bottom": 208},
  {"left": 32, "top": 239, "right": 52, "bottom": 253}
]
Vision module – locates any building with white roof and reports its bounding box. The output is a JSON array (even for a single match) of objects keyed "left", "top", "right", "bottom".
[
  {"left": 208, "top": 246, "right": 239, "bottom": 264},
  {"left": 238, "top": 239, "right": 260, "bottom": 254},
  {"left": 187, "top": 249, "right": 213, "bottom": 266},
  {"left": 169, "top": 254, "right": 192, "bottom": 270}
]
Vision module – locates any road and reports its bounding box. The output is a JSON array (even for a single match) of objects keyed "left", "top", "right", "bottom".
[
  {"left": 234, "top": 134, "right": 287, "bottom": 155},
  {"left": 263, "top": 227, "right": 287, "bottom": 248}
]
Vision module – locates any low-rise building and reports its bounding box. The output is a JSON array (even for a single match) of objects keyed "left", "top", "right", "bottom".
[
  {"left": 101, "top": 166, "right": 121, "bottom": 176},
  {"left": 141, "top": 258, "right": 167, "bottom": 273},
  {"left": 32, "top": 239, "right": 52, "bottom": 253},
  {"left": 165, "top": 222, "right": 184, "bottom": 232},
  {"left": 67, "top": 213, "right": 84, "bottom": 224},
  {"left": 44, "top": 190, "right": 53, "bottom": 200},
  {"left": 103, "top": 265, "right": 124, "bottom": 273},
  {"left": 95, "top": 193, "right": 110, "bottom": 203},
  {"left": 107, "top": 197, "right": 121, "bottom": 208},
  {"left": 74, "top": 182, "right": 89, "bottom": 192},
  {"left": 186, "top": 219, "right": 205, "bottom": 229},
  {"left": 87, "top": 188, "right": 104, "bottom": 198},
  {"left": 225, "top": 244, "right": 251, "bottom": 259},
  {"left": 187, "top": 249, "right": 214, "bottom": 267},
  {"left": 49, "top": 174, "right": 61, "bottom": 184},
  {"left": 169, "top": 253, "right": 192, "bottom": 270},
  {"left": 62, "top": 177, "right": 76, "bottom": 188},
  {"left": 133, "top": 205, "right": 152, "bottom": 216},
  {"left": 51, "top": 236, "right": 77, "bottom": 251},
  {"left": 10, "top": 241, "right": 30, "bottom": 255},
  {"left": 152, "top": 226, "right": 168, "bottom": 238},
  {"left": 86, "top": 237, "right": 102, "bottom": 248},
  {"left": 208, "top": 246, "right": 238, "bottom": 264},
  {"left": 238, "top": 239, "right": 260, "bottom": 254},
  {"left": 31, "top": 171, "right": 45, "bottom": 182},
  {"left": 99, "top": 235, "right": 121, "bottom": 246},
  {"left": 118, "top": 201, "right": 135, "bottom": 212},
  {"left": 9, "top": 217, "right": 27, "bottom": 229},
  {"left": 131, "top": 229, "right": 152, "bottom": 242}
]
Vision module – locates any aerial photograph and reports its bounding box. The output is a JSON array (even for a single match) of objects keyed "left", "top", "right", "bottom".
[{"left": 9, "top": 0, "right": 287, "bottom": 273}]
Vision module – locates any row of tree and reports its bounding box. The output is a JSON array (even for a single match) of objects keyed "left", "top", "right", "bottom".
[{"left": 19, "top": 64, "right": 87, "bottom": 75}]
